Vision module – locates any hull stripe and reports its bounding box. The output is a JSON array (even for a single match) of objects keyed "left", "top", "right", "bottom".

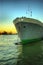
[{"left": 21, "top": 37, "right": 43, "bottom": 44}]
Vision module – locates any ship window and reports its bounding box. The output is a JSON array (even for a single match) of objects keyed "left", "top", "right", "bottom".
[{"left": 24, "top": 26, "right": 26, "bottom": 28}]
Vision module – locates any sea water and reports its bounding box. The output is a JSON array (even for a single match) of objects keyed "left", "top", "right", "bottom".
[
  {"left": 0, "top": 35, "right": 22, "bottom": 65},
  {"left": 0, "top": 35, "right": 43, "bottom": 65}
]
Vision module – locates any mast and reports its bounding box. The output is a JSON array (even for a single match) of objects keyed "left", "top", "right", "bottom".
[{"left": 26, "top": 5, "right": 32, "bottom": 17}]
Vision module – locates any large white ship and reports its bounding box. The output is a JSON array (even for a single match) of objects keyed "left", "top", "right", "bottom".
[{"left": 13, "top": 17, "right": 43, "bottom": 44}]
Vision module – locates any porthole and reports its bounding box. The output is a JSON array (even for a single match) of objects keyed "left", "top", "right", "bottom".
[{"left": 24, "top": 26, "right": 26, "bottom": 28}]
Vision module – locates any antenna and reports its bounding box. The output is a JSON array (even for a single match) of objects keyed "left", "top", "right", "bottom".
[
  {"left": 30, "top": 10, "right": 32, "bottom": 17},
  {"left": 26, "top": 6, "right": 29, "bottom": 17},
  {"left": 26, "top": 5, "right": 32, "bottom": 17}
]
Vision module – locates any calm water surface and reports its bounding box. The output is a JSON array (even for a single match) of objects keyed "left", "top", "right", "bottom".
[
  {"left": 0, "top": 35, "right": 22, "bottom": 65},
  {"left": 0, "top": 35, "right": 43, "bottom": 65}
]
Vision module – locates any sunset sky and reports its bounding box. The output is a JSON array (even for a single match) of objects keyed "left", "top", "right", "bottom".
[{"left": 0, "top": 0, "right": 43, "bottom": 33}]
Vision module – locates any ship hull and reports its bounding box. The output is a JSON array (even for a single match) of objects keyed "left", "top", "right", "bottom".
[{"left": 15, "top": 22, "right": 43, "bottom": 44}]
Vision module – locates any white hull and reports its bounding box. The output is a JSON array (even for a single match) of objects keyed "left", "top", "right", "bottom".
[{"left": 13, "top": 17, "right": 43, "bottom": 44}]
